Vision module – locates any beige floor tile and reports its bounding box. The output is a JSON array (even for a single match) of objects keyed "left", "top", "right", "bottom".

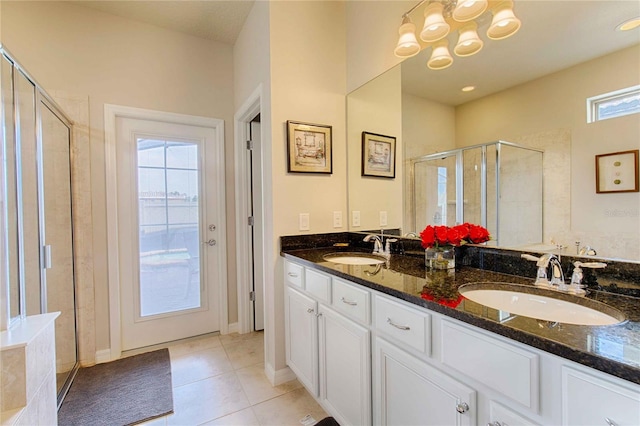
[
  {"left": 167, "top": 372, "right": 250, "bottom": 426},
  {"left": 236, "top": 363, "right": 303, "bottom": 405},
  {"left": 171, "top": 346, "right": 234, "bottom": 387},
  {"left": 223, "top": 337, "right": 264, "bottom": 370},
  {"left": 168, "top": 334, "right": 222, "bottom": 357},
  {"left": 138, "top": 415, "right": 168, "bottom": 426},
  {"left": 252, "top": 388, "right": 328, "bottom": 426},
  {"left": 201, "top": 407, "right": 260, "bottom": 426},
  {"left": 219, "top": 331, "right": 264, "bottom": 347}
]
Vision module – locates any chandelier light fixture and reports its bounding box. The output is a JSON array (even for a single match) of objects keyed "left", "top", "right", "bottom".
[{"left": 393, "top": 0, "right": 521, "bottom": 70}]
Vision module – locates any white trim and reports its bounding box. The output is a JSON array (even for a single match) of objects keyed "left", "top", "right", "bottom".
[
  {"left": 234, "top": 86, "right": 263, "bottom": 334},
  {"left": 95, "top": 349, "right": 112, "bottom": 364},
  {"left": 264, "top": 362, "right": 297, "bottom": 387},
  {"left": 227, "top": 321, "right": 239, "bottom": 334},
  {"left": 104, "top": 104, "right": 228, "bottom": 361}
]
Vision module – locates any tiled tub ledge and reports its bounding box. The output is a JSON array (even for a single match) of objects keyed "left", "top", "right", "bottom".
[
  {"left": 1, "top": 312, "right": 59, "bottom": 426},
  {"left": 280, "top": 234, "right": 640, "bottom": 386}
]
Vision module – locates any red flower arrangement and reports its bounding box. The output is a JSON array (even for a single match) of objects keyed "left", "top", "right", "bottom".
[{"left": 419, "top": 223, "right": 490, "bottom": 249}]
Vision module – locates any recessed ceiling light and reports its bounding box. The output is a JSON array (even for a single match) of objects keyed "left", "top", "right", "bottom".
[
  {"left": 617, "top": 17, "right": 640, "bottom": 31},
  {"left": 462, "top": 86, "right": 476, "bottom": 92}
]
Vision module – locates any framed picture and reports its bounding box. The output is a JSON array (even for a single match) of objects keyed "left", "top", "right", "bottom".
[
  {"left": 286, "top": 121, "right": 332, "bottom": 174},
  {"left": 595, "top": 149, "right": 639, "bottom": 193},
  {"left": 362, "top": 131, "right": 396, "bottom": 178}
]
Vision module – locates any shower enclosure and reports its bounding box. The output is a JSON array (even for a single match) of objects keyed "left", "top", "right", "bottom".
[
  {"left": 409, "top": 141, "right": 543, "bottom": 248},
  {"left": 1, "top": 47, "right": 79, "bottom": 407}
]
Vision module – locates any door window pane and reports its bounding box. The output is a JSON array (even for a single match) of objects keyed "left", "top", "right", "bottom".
[{"left": 137, "top": 139, "right": 201, "bottom": 317}]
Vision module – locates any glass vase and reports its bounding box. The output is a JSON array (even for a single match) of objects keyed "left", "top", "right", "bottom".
[{"left": 425, "top": 246, "right": 456, "bottom": 270}]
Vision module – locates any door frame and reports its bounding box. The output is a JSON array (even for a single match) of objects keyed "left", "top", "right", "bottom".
[
  {"left": 234, "top": 86, "right": 264, "bottom": 334},
  {"left": 104, "top": 104, "right": 228, "bottom": 361}
]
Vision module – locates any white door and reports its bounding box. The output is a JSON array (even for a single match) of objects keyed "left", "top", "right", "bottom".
[
  {"left": 318, "top": 305, "right": 371, "bottom": 426},
  {"left": 249, "top": 119, "right": 264, "bottom": 331},
  {"left": 373, "top": 337, "right": 476, "bottom": 426},
  {"left": 115, "top": 115, "right": 225, "bottom": 351},
  {"left": 284, "top": 286, "right": 319, "bottom": 396}
]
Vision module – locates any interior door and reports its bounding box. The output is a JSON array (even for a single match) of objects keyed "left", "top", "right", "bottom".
[
  {"left": 249, "top": 118, "right": 264, "bottom": 331},
  {"left": 116, "top": 116, "right": 224, "bottom": 350}
]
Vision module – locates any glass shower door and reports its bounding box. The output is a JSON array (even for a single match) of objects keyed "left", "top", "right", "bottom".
[
  {"left": 413, "top": 154, "right": 458, "bottom": 233},
  {"left": 39, "top": 98, "right": 77, "bottom": 403}
]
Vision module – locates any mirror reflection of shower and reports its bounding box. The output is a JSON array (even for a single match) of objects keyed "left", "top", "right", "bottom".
[{"left": 410, "top": 141, "right": 543, "bottom": 249}]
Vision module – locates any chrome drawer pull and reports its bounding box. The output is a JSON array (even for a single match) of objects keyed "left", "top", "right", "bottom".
[
  {"left": 307, "top": 308, "right": 315, "bottom": 314},
  {"left": 287, "top": 272, "right": 299, "bottom": 278},
  {"left": 605, "top": 418, "right": 617, "bottom": 426},
  {"left": 341, "top": 297, "right": 358, "bottom": 306},
  {"left": 387, "top": 317, "right": 410, "bottom": 331}
]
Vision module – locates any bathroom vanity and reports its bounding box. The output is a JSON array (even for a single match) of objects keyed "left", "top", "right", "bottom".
[{"left": 281, "top": 234, "right": 640, "bottom": 426}]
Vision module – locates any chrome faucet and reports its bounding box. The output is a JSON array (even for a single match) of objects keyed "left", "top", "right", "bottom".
[
  {"left": 521, "top": 253, "right": 564, "bottom": 289},
  {"left": 383, "top": 238, "right": 398, "bottom": 259},
  {"left": 569, "top": 260, "right": 607, "bottom": 295},
  {"left": 363, "top": 234, "right": 383, "bottom": 254}
]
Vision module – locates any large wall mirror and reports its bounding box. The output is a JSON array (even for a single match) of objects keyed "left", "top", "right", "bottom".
[{"left": 347, "top": 0, "right": 640, "bottom": 262}]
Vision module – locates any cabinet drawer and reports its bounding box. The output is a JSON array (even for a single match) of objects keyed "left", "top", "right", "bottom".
[
  {"left": 441, "top": 320, "right": 539, "bottom": 412},
  {"left": 331, "top": 278, "right": 370, "bottom": 324},
  {"left": 305, "top": 269, "right": 331, "bottom": 303},
  {"left": 374, "top": 295, "right": 431, "bottom": 354},
  {"left": 284, "top": 260, "right": 304, "bottom": 288},
  {"left": 562, "top": 366, "right": 640, "bottom": 426}
]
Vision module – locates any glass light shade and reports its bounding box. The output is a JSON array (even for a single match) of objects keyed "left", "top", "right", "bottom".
[
  {"left": 420, "top": 2, "right": 450, "bottom": 42},
  {"left": 394, "top": 18, "right": 421, "bottom": 58},
  {"left": 454, "top": 22, "right": 483, "bottom": 56},
  {"left": 452, "top": 0, "right": 488, "bottom": 22},
  {"left": 428, "top": 39, "right": 453, "bottom": 70},
  {"left": 487, "top": 0, "right": 521, "bottom": 40}
]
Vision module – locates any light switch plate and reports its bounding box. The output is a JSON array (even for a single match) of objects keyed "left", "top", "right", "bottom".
[
  {"left": 352, "top": 211, "right": 361, "bottom": 227},
  {"left": 299, "top": 213, "right": 310, "bottom": 231},
  {"left": 333, "top": 211, "right": 342, "bottom": 228},
  {"left": 379, "top": 211, "right": 388, "bottom": 226}
]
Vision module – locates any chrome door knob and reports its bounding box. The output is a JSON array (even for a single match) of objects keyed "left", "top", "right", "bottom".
[{"left": 456, "top": 402, "right": 469, "bottom": 414}]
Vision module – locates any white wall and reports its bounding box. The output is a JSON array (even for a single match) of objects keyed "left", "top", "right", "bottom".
[
  {"left": 456, "top": 46, "right": 640, "bottom": 259},
  {"left": 2, "top": 1, "right": 236, "bottom": 353},
  {"left": 348, "top": 65, "right": 403, "bottom": 231},
  {"left": 346, "top": 0, "right": 412, "bottom": 93},
  {"left": 268, "top": 0, "right": 347, "bottom": 377}
]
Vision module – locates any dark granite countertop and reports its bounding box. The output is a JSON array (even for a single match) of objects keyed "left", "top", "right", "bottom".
[{"left": 281, "top": 246, "right": 640, "bottom": 386}]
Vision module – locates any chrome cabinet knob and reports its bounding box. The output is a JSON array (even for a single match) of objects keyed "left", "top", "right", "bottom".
[
  {"left": 307, "top": 308, "right": 315, "bottom": 314},
  {"left": 456, "top": 402, "right": 469, "bottom": 414}
]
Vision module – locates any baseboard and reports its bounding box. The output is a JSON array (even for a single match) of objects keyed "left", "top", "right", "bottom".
[
  {"left": 95, "top": 349, "right": 112, "bottom": 364},
  {"left": 227, "top": 322, "right": 239, "bottom": 334},
  {"left": 265, "top": 362, "right": 297, "bottom": 386}
]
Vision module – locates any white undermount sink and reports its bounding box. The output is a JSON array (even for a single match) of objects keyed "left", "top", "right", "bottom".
[
  {"left": 323, "top": 252, "right": 387, "bottom": 265},
  {"left": 459, "top": 283, "right": 626, "bottom": 326}
]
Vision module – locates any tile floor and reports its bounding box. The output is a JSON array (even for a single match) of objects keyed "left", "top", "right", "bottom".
[{"left": 136, "top": 331, "right": 328, "bottom": 426}]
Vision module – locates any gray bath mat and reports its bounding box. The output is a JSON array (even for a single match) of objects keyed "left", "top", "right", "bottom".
[{"left": 58, "top": 348, "right": 173, "bottom": 425}]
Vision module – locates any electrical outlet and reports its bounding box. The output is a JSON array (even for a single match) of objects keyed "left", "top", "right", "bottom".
[
  {"left": 333, "top": 211, "right": 342, "bottom": 228},
  {"left": 299, "top": 213, "right": 310, "bottom": 231},
  {"left": 352, "top": 211, "right": 361, "bottom": 227},
  {"left": 379, "top": 211, "right": 388, "bottom": 226}
]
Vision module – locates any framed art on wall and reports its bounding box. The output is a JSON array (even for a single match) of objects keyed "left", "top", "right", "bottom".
[
  {"left": 362, "top": 131, "right": 396, "bottom": 178},
  {"left": 286, "top": 121, "right": 332, "bottom": 174},
  {"left": 595, "top": 149, "right": 639, "bottom": 193}
]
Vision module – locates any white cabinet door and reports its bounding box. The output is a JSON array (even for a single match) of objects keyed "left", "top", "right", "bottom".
[
  {"left": 562, "top": 366, "right": 640, "bottom": 426},
  {"left": 285, "top": 287, "right": 318, "bottom": 396},
  {"left": 374, "top": 337, "right": 476, "bottom": 426},
  {"left": 318, "top": 305, "right": 371, "bottom": 426}
]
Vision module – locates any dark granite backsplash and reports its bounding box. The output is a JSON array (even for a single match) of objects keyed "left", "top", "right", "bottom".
[{"left": 282, "top": 232, "right": 640, "bottom": 297}]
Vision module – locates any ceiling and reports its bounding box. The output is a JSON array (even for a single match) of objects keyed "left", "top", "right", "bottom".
[
  {"left": 73, "top": 0, "right": 639, "bottom": 105},
  {"left": 401, "top": 1, "right": 640, "bottom": 105},
  {"left": 77, "top": 0, "right": 255, "bottom": 44}
]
